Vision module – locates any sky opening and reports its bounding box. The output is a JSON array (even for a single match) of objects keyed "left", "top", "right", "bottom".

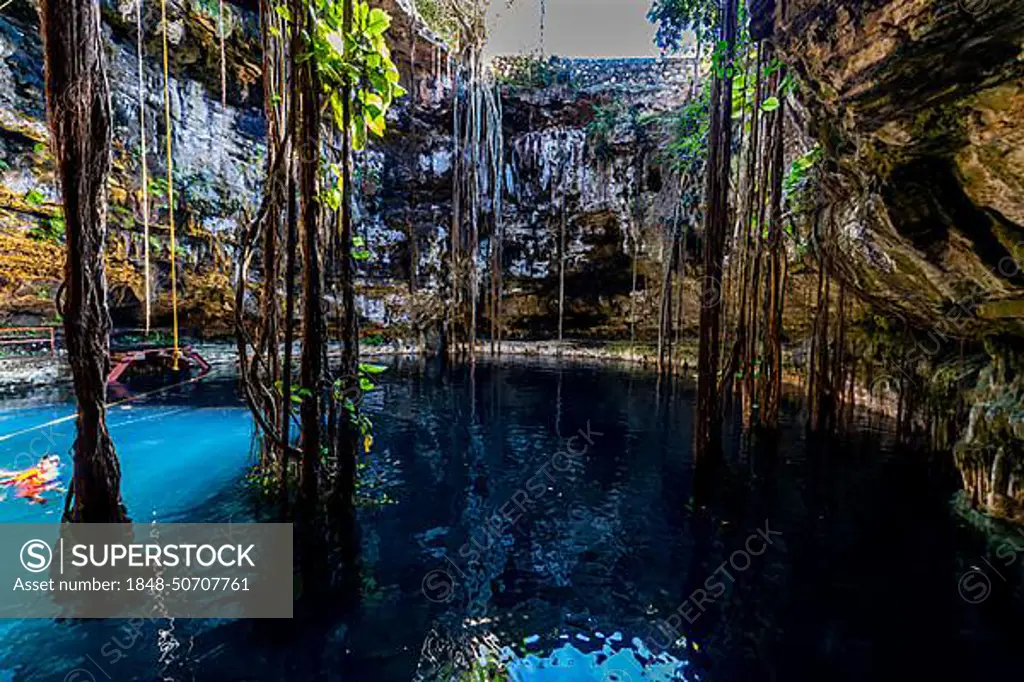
[{"left": 485, "top": 0, "right": 661, "bottom": 59}]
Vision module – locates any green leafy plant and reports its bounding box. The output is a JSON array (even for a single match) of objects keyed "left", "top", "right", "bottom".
[
  {"left": 273, "top": 380, "right": 315, "bottom": 416},
  {"left": 647, "top": 0, "right": 719, "bottom": 51},
  {"left": 711, "top": 39, "right": 737, "bottom": 78},
  {"left": 110, "top": 204, "right": 135, "bottom": 229},
  {"left": 664, "top": 82, "right": 711, "bottom": 175},
  {"left": 24, "top": 188, "right": 45, "bottom": 206},
  {"left": 783, "top": 143, "right": 821, "bottom": 203},
  {"left": 779, "top": 71, "right": 797, "bottom": 97},
  {"left": 730, "top": 58, "right": 758, "bottom": 119},
  {"left": 304, "top": 0, "right": 406, "bottom": 151},
  {"left": 352, "top": 235, "right": 370, "bottom": 261},
  {"left": 28, "top": 214, "right": 65, "bottom": 243},
  {"left": 333, "top": 362, "right": 387, "bottom": 453},
  {"left": 587, "top": 103, "right": 622, "bottom": 163},
  {"left": 147, "top": 176, "right": 169, "bottom": 199}
]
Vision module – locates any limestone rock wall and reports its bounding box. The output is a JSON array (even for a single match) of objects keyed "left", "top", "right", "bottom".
[
  {"left": 0, "top": 0, "right": 704, "bottom": 345},
  {"left": 760, "top": 0, "right": 1024, "bottom": 337},
  {"left": 756, "top": 0, "right": 1024, "bottom": 522},
  {"left": 0, "top": 0, "right": 266, "bottom": 332},
  {"left": 361, "top": 55, "right": 701, "bottom": 342}
]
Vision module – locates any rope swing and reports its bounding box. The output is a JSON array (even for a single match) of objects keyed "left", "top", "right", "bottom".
[
  {"left": 218, "top": 0, "right": 227, "bottom": 108},
  {"left": 135, "top": 0, "right": 151, "bottom": 336},
  {"left": 159, "top": 0, "right": 181, "bottom": 369}
]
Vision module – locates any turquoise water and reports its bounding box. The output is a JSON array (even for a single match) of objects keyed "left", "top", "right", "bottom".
[
  {"left": 0, "top": 384, "right": 252, "bottom": 523},
  {"left": 506, "top": 640, "right": 689, "bottom": 681},
  {"left": 0, "top": 359, "right": 1019, "bottom": 681},
  {"left": 0, "top": 377, "right": 254, "bottom": 681}
]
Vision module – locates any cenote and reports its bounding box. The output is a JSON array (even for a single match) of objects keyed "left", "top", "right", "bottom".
[
  {"left": 5, "top": 0, "right": 1024, "bottom": 680},
  {"left": 0, "top": 359, "right": 1020, "bottom": 681}
]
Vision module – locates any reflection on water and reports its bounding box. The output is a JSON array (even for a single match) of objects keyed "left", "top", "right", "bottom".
[{"left": 0, "top": 357, "right": 1019, "bottom": 681}]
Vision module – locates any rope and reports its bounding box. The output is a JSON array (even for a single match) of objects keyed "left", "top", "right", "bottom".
[
  {"left": 0, "top": 372, "right": 215, "bottom": 445},
  {"left": 218, "top": 0, "right": 227, "bottom": 108},
  {"left": 160, "top": 0, "right": 180, "bottom": 369},
  {"left": 136, "top": 0, "right": 151, "bottom": 336}
]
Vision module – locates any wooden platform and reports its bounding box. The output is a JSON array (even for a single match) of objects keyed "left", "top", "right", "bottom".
[{"left": 107, "top": 345, "right": 211, "bottom": 384}]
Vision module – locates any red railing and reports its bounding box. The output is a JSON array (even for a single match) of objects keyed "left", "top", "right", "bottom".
[{"left": 0, "top": 327, "right": 56, "bottom": 356}]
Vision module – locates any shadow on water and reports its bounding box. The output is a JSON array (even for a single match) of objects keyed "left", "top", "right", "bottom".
[{"left": 0, "top": 357, "right": 1020, "bottom": 681}]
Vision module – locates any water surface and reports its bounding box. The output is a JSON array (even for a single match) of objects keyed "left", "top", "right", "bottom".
[{"left": 0, "top": 358, "right": 1018, "bottom": 681}]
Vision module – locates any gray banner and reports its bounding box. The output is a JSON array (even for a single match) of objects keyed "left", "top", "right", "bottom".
[{"left": 0, "top": 523, "right": 293, "bottom": 618}]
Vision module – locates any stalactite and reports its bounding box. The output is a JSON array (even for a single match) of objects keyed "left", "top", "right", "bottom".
[
  {"left": 449, "top": 64, "right": 462, "bottom": 355},
  {"left": 658, "top": 204, "right": 679, "bottom": 374},
  {"left": 492, "top": 83, "right": 505, "bottom": 355},
  {"left": 674, "top": 193, "right": 687, "bottom": 355},
  {"left": 832, "top": 281, "right": 848, "bottom": 428},
  {"left": 808, "top": 246, "right": 833, "bottom": 433},
  {"left": 469, "top": 49, "right": 481, "bottom": 359},
  {"left": 628, "top": 162, "right": 643, "bottom": 354}
]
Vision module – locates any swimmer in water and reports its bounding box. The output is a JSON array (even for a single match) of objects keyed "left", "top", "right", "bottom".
[{"left": 0, "top": 455, "right": 63, "bottom": 504}]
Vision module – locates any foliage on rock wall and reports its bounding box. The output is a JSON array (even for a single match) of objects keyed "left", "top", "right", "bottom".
[
  {"left": 493, "top": 55, "right": 567, "bottom": 89},
  {"left": 411, "top": 0, "right": 461, "bottom": 44},
  {"left": 662, "top": 82, "right": 710, "bottom": 176},
  {"left": 585, "top": 102, "right": 624, "bottom": 163},
  {"left": 0, "top": 231, "right": 62, "bottom": 289}
]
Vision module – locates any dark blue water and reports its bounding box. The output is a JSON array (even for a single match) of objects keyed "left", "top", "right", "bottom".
[{"left": 0, "top": 358, "right": 1020, "bottom": 681}]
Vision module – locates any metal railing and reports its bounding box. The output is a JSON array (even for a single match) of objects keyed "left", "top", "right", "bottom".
[{"left": 0, "top": 327, "right": 57, "bottom": 356}]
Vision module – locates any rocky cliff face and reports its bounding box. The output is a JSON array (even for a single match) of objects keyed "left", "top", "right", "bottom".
[
  {"left": 758, "top": 0, "right": 1024, "bottom": 520},
  {"left": 4, "top": 0, "right": 1014, "bottom": 351},
  {"left": 0, "top": 0, "right": 265, "bottom": 332},
  {"left": 0, "top": 0, "right": 699, "bottom": 346},
  {"left": 762, "top": 0, "right": 1024, "bottom": 336},
  {"left": 359, "top": 55, "right": 700, "bottom": 343}
]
